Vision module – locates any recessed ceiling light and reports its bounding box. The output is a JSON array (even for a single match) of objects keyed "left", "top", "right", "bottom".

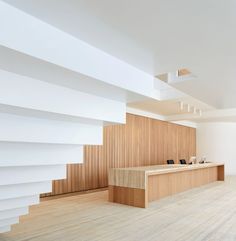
[
  {"left": 155, "top": 68, "right": 196, "bottom": 84},
  {"left": 177, "top": 68, "right": 191, "bottom": 77}
]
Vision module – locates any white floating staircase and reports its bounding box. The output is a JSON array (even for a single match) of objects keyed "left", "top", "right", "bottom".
[
  {"left": 0, "top": 0, "right": 177, "bottom": 233},
  {"left": 0, "top": 69, "right": 127, "bottom": 233}
]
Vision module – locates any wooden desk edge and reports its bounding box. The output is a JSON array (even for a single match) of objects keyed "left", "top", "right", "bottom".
[{"left": 108, "top": 163, "right": 224, "bottom": 208}]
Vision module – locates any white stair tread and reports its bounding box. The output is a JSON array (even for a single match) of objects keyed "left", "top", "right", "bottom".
[
  {"left": 0, "top": 217, "right": 19, "bottom": 228},
  {"left": 0, "top": 142, "right": 83, "bottom": 166},
  {"left": 0, "top": 112, "right": 103, "bottom": 145},
  {"left": 0, "top": 165, "right": 66, "bottom": 186},
  {"left": 0, "top": 207, "right": 28, "bottom": 221},
  {"left": 0, "top": 225, "right": 11, "bottom": 233},
  {"left": 0, "top": 181, "right": 52, "bottom": 200},
  {"left": 0, "top": 195, "right": 39, "bottom": 211}
]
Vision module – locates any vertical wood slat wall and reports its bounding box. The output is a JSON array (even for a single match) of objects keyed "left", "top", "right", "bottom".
[{"left": 41, "top": 113, "right": 196, "bottom": 197}]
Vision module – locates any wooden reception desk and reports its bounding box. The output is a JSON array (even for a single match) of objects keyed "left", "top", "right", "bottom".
[{"left": 108, "top": 163, "right": 224, "bottom": 208}]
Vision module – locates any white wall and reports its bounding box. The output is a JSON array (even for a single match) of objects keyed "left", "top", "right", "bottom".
[{"left": 197, "top": 122, "right": 236, "bottom": 175}]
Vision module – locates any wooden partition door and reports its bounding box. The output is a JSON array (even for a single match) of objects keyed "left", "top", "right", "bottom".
[{"left": 41, "top": 113, "right": 196, "bottom": 197}]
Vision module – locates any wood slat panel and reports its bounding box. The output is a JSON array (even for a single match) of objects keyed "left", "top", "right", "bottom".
[
  {"left": 148, "top": 167, "right": 219, "bottom": 202},
  {"left": 109, "top": 185, "right": 146, "bottom": 208},
  {"left": 41, "top": 113, "right": 196, "bottom": 197},
  {"left": 167, "top": 123, "right": 178, "bottom": 161}
]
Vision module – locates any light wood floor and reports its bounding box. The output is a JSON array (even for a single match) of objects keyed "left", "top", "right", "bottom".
[{"left": 1, "top": 177, "right": 236, "bottom": 241}]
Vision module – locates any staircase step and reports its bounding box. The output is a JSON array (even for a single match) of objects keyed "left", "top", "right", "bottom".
[
  {"left": 0, "top": 195, "right": 39, "bottom": 211},
  {"left": 0, "top": 207, "right": 28, "bottom": 220},
  {"left": 0, "top": 217, "right": 19, "bottom": 228},
  {"left": 0, "top": 113, "right": 102, "bottom": 144},
  {"left": 0, "top": 143, "right": 83, "bottom": 166},
  {"left": 0, "top": 69, "right": 126, "bottom": 124},
  {"left": 0, "top": 181, "right": 52, "bottom": 200},
  {"left": 0, "top": 165, "right": 66, "bottom": 186},
  {"left": 0, "top": 225, "right": 11, "bottom": 233}
]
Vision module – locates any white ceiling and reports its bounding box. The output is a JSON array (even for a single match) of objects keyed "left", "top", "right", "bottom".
[
  {"left": 128, "top": 97, "right": 214, "bottom": 116},
  {"left": 2, "top": 0, "right": 236, "bottom": 119}
]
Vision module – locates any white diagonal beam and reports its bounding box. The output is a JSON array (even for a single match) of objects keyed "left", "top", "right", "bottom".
[
  {"left": 0, "top": 69, "right": 125, "bottom": 125},
  {"left": 0, "top": 1, "right": 158, "bottom": 99}
]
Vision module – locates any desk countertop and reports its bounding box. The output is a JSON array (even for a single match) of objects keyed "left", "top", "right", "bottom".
[
  {"left": 109, "top": 163, "right": 224, "bottom": 189},
  {"left": 112, "top": 163, "right": 224, "bottom": 175}
]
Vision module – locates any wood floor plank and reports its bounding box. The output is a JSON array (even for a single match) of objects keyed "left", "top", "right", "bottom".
[{"left": 2, "top": 176, "right": 236, "bottom": 241}]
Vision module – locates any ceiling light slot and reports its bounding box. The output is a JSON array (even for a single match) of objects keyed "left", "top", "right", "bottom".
[
  {"left": 177, "top": 68, "right": 191, "bottom": 77},
  {"left": 155, "top": 68, "right": 196, "bottom": 84}
]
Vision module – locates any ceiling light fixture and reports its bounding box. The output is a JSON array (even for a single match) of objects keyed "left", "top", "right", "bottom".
[
  {"left": 179, "top": 101, "right": 184, "bottom": 111},
  {"left": 177, "top": 68, "right": 191, "bottom": 77},
  {"left": 187, "top": 104, "right": 191, "bottom": 112},
  {"left": 178, "top": 101, "right": 202, "bottom": 117},
  {"left": 156, "top": 68, "right": 196, "bottom": 84}
]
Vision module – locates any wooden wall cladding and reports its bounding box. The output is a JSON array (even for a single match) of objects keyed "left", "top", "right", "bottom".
[{"left": 41, "top": 113, "right": 196, "bottom": 197}]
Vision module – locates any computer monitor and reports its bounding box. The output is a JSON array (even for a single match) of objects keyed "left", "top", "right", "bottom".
[
  {"left": 189, "top": 156, "right": 197, "bottom": 164},
  {"left": 201, "top": 156, "right": 206, "bottom": 162}
]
